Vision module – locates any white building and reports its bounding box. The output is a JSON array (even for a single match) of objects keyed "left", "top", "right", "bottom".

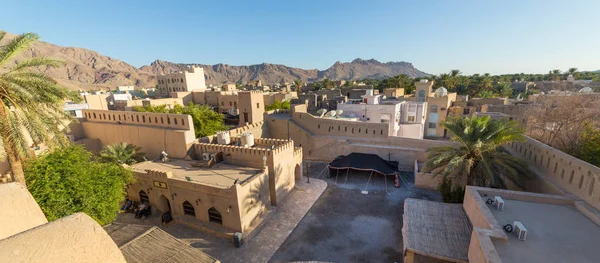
[
  {"left": 63, "top": 102, "right": 89, "bottom": 118},
  {"left": 156, "top": 66, "right": 207, "bottom": 96},
  {"left": 337, "top": 94, "right": 427, "bottom": 139},
  {"left": 116, "top": 86, "right": 135, "bottom": 92}
]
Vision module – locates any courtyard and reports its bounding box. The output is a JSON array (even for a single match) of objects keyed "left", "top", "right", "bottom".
[
  {"left": 112, "top": 162, "right": 441, "bottom": 263},
  {"left": 269, "top": 163, "right": 441, "bottom": 263}
]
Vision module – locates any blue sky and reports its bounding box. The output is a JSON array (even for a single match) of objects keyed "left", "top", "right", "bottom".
[{"left": 1, "top": 0, "right": 599, "bottom": 75}]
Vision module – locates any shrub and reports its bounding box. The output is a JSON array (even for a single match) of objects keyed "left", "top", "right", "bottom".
[{"left": 24, "top": 145, "right": 133, "bottom": 225}]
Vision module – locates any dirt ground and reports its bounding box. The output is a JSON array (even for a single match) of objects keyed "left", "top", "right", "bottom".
[{"left": 269, "top": 163, "right": 441, "bottom": 263}]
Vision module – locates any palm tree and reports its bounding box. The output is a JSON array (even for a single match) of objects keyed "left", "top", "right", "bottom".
[
  {"left": 322, "top": 78, "right": 334, "bottom": 89},
  {"left": 0, "top": 32, "right": 74, "bottom": 186},
  {"left": 568, "top": 67, "right": 578, "bottom": 79},
  {"left": 424, "top": 116, "right": 528, "bottom": 189},
  {"left": 100, "top": 143, "right": 146, "bottom": 165},
  {"left": 292, "top": 79, "right": 304, "bottom": 92},
  {"left": 551, "top": 69, "right": 562, "bottom": 81}
]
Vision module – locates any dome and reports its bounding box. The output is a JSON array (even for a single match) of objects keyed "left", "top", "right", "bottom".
[
  {"left": 434, "top": 87, "right": 448, "bottom": 97},
  {"left": 579, "top": 87, "right": 593, "bottom": 93}
]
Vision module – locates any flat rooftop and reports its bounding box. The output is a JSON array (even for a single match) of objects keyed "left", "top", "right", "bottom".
[
  {"left": 132, "top": 160, "right": 261, "bottom": 189},
  {"left": 491, "top": 199, "right": 600, "bottom": 263}
]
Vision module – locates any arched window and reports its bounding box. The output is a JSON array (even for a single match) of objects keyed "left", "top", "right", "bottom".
[
  {"left": 418, "top": 90, "right": 426, "bottom": 98},
  {"left": 430, "top": 105, "right": 438, "bottom": 113},
  {"left": 139, "top": 190, "right": 149, "bottom": 204},
  {"left": 208, "top": 207, "right": 222, "bottom": 225},
  {"left": 182, "top": 201, "right": 195, "bottom": 216}
]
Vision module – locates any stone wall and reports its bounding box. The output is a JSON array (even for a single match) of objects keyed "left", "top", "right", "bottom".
[{"left": 506, "top": 136, "right": 600, "bottom": 210}]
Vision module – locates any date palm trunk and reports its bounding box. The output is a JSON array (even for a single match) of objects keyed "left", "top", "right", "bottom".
[{"left": 6, "top": 145, "right": 25, "bottom": 186}]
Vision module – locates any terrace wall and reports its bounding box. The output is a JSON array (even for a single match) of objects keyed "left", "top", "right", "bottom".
[
  {"left": 506, "top": 136, "right": 600, "bottom": 210},
  {"left": 81, "top": 110, "right": 195, "bottom": 159}
]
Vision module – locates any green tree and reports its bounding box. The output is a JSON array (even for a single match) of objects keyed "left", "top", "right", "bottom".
[
  {"left": 100, "top": 143, "right": 146, "bottom": 165},
  {"left": 292, "top": 79, "right": 304, "bottom": 92},
  {"left": 25, "top": 145, "right": 133, "bottom": 225},
  {"left": 322, "top": 78, "right": 334, "bottom": 89},
  {"left": 493, "top": 82, "right": 514, "bottom": 98},
  {"left": 265, "top": 100, "right": 291, "bottom": 111},
  {"left": 568, "top": 67, "right": 579, "bottom": 79},
  {"left": 576, "top": 123, "right": 600, "bottom": 167},
  {"left": 0, "top": 32, "right": 75, "bottom": 186},
  {"left": 133, "top": 103, "right": 228, "bottom": 138},
  {"left": 424, "top": 116, "right": 529, "bottom": 195}
]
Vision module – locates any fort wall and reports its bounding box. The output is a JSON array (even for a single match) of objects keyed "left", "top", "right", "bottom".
[
  {"left": 81, "top": 110, "right": 195, "bottom": 159},
  {"left": 506, "top": 136, "right": 600, "bottom": 210}
]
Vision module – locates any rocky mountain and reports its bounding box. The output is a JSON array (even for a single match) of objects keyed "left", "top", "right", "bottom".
[
  {"left": 2, "top": 31, "right": 429, "bottom": 91},
  {"left": 140, "top": 58, "right": 429, "bottom": 87}
]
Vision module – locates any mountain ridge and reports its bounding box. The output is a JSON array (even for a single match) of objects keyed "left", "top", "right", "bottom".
[{"left": 2, "top": 31, "right": 430, "bottom": 91}]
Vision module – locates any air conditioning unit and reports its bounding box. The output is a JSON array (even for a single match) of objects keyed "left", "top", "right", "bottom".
[
  {"left": 494, "top": 196, "right": 505, "bottom": 211},
  {"left": 514, "top": 221, "right": 527, "bottom": 241},
  {"left": 202, "top": 153, "right": 212, "bottom": 161}
]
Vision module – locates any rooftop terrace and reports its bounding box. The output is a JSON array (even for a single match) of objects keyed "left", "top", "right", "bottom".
[
  {"left": 491, "top": 199, "right": 600, "bottom": 263},
  {"left": 132, "top": 160, "right": 262, "bottom": 188}
]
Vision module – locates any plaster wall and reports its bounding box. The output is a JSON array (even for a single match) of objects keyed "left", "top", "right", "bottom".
[
  {"left": 292, "top": 111, "right": 390, "bottom": 138},
  {"left": 193, "top": 139, "right": 300, "bottom": 206},
  {"left": 81, "top": 110, "right": 195, "bottom": 159},
  {"left": 127, "top": 169, "right": 269, "bottom": 233},
  {"left": 84, "top": 94, "right": 110, "bottom": 110},
  {"left": 506, "top": 136, "right": 600, "bottom": 210},
  {"left": 218, "top": 93, "right": 238, "bottom": 113},
  {"left": 0, "top": 183, "right": 48, "bottom": 240},
  {"left": 0, "top": 213, "right": 126, "bottom": 263},
  {"left": 239, "top": 91, "right": 265, "bottom": 126}
]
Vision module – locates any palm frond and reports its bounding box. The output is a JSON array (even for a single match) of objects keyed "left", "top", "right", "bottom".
[
  {"left": 0, "top": 32, "right": 39, "bottom": 68},
  {"left": 8, "top": 57, "right": 65, "bottom": 73}
]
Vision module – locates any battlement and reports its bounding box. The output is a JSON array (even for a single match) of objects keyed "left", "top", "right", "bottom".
[
  {"left": 294, "top": 147, "right": 302, "bottom": 157},
  {"left": 239, "top": 90, "right": 263, "bottom": 95},
  {"left": 265, "top": 109, "right": 291, "bottom": 115},
  {"left": 254, "top": 137, "right": 289, "bottom": 147},
  {"left": 146, "top": 169, "right": 173, "bottom": 179},
  {"left": 194, "top": 143, "right": 272, "bottom": 157},
  {"left": 270, "top": 139, "right": 294, "bottom": 155},
  {"left": 229, "top": 121, "right": 265, "bottom": 137},
  {"left": 82, "top": 110, "right": 193, "bottom": 131}
]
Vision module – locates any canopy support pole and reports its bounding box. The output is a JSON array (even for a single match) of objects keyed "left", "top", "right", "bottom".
[
  {"left": 343, "top": 169, "right": 350, "bottom": 185},
  {"left": 335, "top": 169, "right": 339, "bottom": 184},
  {"left": 385, "top": 174, "right": 388, "bottom": 194},
  {"left": 364, "top": 171, "right": 373, "bottom": 192}
]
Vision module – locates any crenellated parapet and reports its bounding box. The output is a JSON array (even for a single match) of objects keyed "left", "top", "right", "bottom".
[
  {"left": 229, "top": 121, "right": 265, "bottom": 137},
  {"left": 82, "top": 109, "right": 193, "bottom": 131}
]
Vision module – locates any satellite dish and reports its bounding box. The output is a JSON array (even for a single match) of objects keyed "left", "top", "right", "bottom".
[
  {"left": 336, "top": 109, "right": 344, "bottom": 116},
  {"left": 325, "top": 111, "right": 336, "bottom": 117},
  {"left": 317, "top": 108, "right": 328, "bottom": 118}
]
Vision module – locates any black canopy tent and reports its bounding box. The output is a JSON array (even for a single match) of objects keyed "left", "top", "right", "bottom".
[{"left": 327, "top": 153, "right": 400, "bottom": 190}]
